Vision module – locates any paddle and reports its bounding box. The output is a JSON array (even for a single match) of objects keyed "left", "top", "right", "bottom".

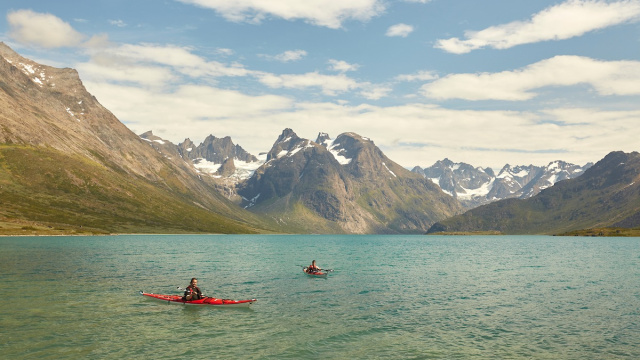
[{"left": 297, "top": 265, "right": 334, "bottom": 273}]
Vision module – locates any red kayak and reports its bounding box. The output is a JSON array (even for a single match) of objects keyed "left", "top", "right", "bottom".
[
  {"left": 303, "top": 267, "right": 328, "bottom": 277},
  {"left": 140, "top": 292, "right": 256, "bottom": 307}
]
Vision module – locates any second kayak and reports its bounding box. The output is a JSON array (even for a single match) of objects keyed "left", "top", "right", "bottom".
[{"left": 303, "top": 267, "right": 328, "bottom": 277}]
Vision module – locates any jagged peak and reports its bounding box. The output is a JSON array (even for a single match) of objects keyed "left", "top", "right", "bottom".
[
  {"left": 265, "top": 128, "right": 313, "bottom": 162},
  {"left": 275, "top": 128, "right": 300, "bottom": 144},
  {"left": 316, "top": 132, "right": 331, "bottom": 146}
]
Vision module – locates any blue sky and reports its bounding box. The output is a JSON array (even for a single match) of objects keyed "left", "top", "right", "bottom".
[{"left": 1, "top": 0, "right": 639, "bottom": 169}]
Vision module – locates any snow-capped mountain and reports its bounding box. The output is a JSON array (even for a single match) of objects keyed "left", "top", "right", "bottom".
[
  {"left": 140, "top": 131, "right": 264, "bottom": 180},
  {"left": 413, "top": 159, "right": 592, "bottom": 208},
  {"left": 237, "top": 129, "right": 462, "bottom": 233}
]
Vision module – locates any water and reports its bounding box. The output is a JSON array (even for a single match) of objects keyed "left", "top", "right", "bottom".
[{"left": 0, "top": 235, "right": 638, "bottom": 359}]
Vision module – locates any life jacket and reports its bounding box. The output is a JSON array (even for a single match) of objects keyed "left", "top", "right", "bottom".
[{"left": 183, "top": 285, "right": 202, "bottom": 300}]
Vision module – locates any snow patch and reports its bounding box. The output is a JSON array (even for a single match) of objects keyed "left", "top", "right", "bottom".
[
  {"left": 457, "top": 179, "right": 494, "bottom": 200},
  {"left": 19, "top": 62, "right": 35, "bottom": 74},
  {"left": 382, "top": 162, "right": 396, "bottom": 177},
  {"left": 233, "top": 158, "right": 265, "bottom": 180},
  {"left": 512, "top": 169, "right": 529, "bottom": 177},
  {"left": 65, "top": 107, "right": 80, "bottom": 122},
  {"left": 325, "top": 138, "right": 352, "bottom": 165},
  {"left": 193, "top": 158, "right": 222, "bottom": 174}
]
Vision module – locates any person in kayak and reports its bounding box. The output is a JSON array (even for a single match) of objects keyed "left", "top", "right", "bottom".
[
  {"left": 183, "top": 278, "right": 203, "bottom": 301},
  {"left": 307, "top": 260, "right": 321, "bottom": 272}
]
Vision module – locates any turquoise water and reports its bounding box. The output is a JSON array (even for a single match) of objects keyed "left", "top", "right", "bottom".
[{"left": 1, "top": 235, "right": 639, "bottom": 359}]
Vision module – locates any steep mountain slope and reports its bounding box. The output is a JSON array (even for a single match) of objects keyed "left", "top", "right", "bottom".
[
  {"left": 0, "top": 42, "right": 272, "bottom": 234},
  {"left": 427, "top": 151, "right": 640, "bottom": 235},
  {"left": 413, "top": 159, "right": 591, "bottom": 208},
  {"left": 237, "top": 129, "right": 462, "bottom": 234}
]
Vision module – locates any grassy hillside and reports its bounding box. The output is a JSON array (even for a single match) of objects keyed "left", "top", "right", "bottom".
[{"left": 0, "top": 145, "right": 275, "bottom": 235}]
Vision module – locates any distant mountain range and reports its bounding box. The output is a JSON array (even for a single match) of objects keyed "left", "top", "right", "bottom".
[
  {"left": 2, "top": 42, "right": 639, "bottom": 235},
  {"left": 428, "top": 151, "right": 640, "bottom": 234},
  {"left": 412, "top": 159, "right": 592, "bottom": 208},
  {"left": 142, "top": 128, "right": 462, "bottom": 233}
]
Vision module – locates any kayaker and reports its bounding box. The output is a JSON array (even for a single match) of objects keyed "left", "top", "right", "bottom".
[
  {"left": 308, "top": 260, "right": 321, "bottom": 272},
  {"left": 183, "top": 277, "right": 203, "bottom": 301}
]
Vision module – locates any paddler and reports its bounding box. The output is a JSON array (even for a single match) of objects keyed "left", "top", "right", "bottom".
[
  {"left": 307, "top": 260, "right": 321, "bottom": 272},
  {"left": 183, "top": 277, "right": 203, "bottom": 300}
]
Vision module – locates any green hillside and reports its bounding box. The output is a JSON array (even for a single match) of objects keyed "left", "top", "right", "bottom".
[{"left": 0, "top": 145, "right": 273, "bottom": 235}]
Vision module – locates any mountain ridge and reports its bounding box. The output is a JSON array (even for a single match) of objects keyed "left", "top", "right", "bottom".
[
  {"left": 427, "top": 151, "right": 640, "bottom": 235},
  {"left": 413, "top": 158, "right": 592, "bottom": 208},
  {"left": 0, "top": 42, "right": 275, "bottom": 235}
]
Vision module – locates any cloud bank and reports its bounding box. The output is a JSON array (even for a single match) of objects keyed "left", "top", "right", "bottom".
[
  {"left": 421, "top": 56, "right": 640, "bottom": 100},
  {"left": 436, "top": 0, "right": 640, "bottom": 54},
  {"left": 177, "top": 0, "right": 385, "bottom": 28},
  {"left": 7, "top": 9, "right": 85, "bottom": 48}
]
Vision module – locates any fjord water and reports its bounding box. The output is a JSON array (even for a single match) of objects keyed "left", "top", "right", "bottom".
[{"left": 1, "top": 235, "right": 638, "bottom": 359}]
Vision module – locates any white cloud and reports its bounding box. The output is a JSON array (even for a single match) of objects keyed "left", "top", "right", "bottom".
[
  {"left": 421, "top": 56, "right": 640, "bottom": 101},
  {"left": 215, "top": 48, "right": 234, "bottom": 56},
  {"left": 109, "top": 19, "right": 127, "bottom": 27},
  {"left": 7, "top": 9, "right": 85, "bottom": 48},
  {"left": 256, "top": 72, "right": 361, "bottom": 96},
  {"left": 77, "top": 55, "right": 178, "bottom": 89},
  {"left": 81, "top": 43, "right": 254, "bottom": 86},
  {"left": 82, "top": 78, "right": 638, "bottom": 169},
  {"left": 395, "top": 70, "right": 437, "bottom": 82},
  {"left": 83, "top": 80, "right": 296, "bottom": 152},
  {"left": 260, "top": 49, "right": 307, "bottom": 62},
  {"left": 328, "top": 59, "right": 360, "bottom": 72},
  {"left": 359, "top": 85, "right": 392, "bottom": 100},
  {"left": 386, "top": 23, "right": 414, "bottom": 37},
  {"left": 435, "top": 0, "right": 640, "bottom": 54},
  {"left": 177, "top": 0, "right": 385, "bottom": 29}
]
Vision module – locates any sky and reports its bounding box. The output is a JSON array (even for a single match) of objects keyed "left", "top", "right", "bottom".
[{"left": 1, "top": 0, "right": 639, "bottom": 170}]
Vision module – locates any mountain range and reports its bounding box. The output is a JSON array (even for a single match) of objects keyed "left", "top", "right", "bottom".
[
  {"left": 412, "top": 159, "right": 592, "bottom": 208},
  {"left": 428, "top": 151, "right": 640, "bottom": 235},
  {"left": 2, "top": 42, "right": 639, "bottom": 235},
  {"left": 141, "top": 128, "right": 463, "bottom": 233}
]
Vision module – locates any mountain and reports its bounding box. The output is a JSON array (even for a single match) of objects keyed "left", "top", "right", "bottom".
[
  {"left": 427, "top": 151, "right": 640, "bottom": 235},
  {"left": 413, "top": 159, "right": 592, "bottom": 208},
  {"left": 139, "top": 131, "right": 264, "bottom": 202},
  {"left": 236, "top": 129, "right": 463, "bottom": 234},
  {"left": 0, "top": 42, "right": 273, "bottom": 234}
]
